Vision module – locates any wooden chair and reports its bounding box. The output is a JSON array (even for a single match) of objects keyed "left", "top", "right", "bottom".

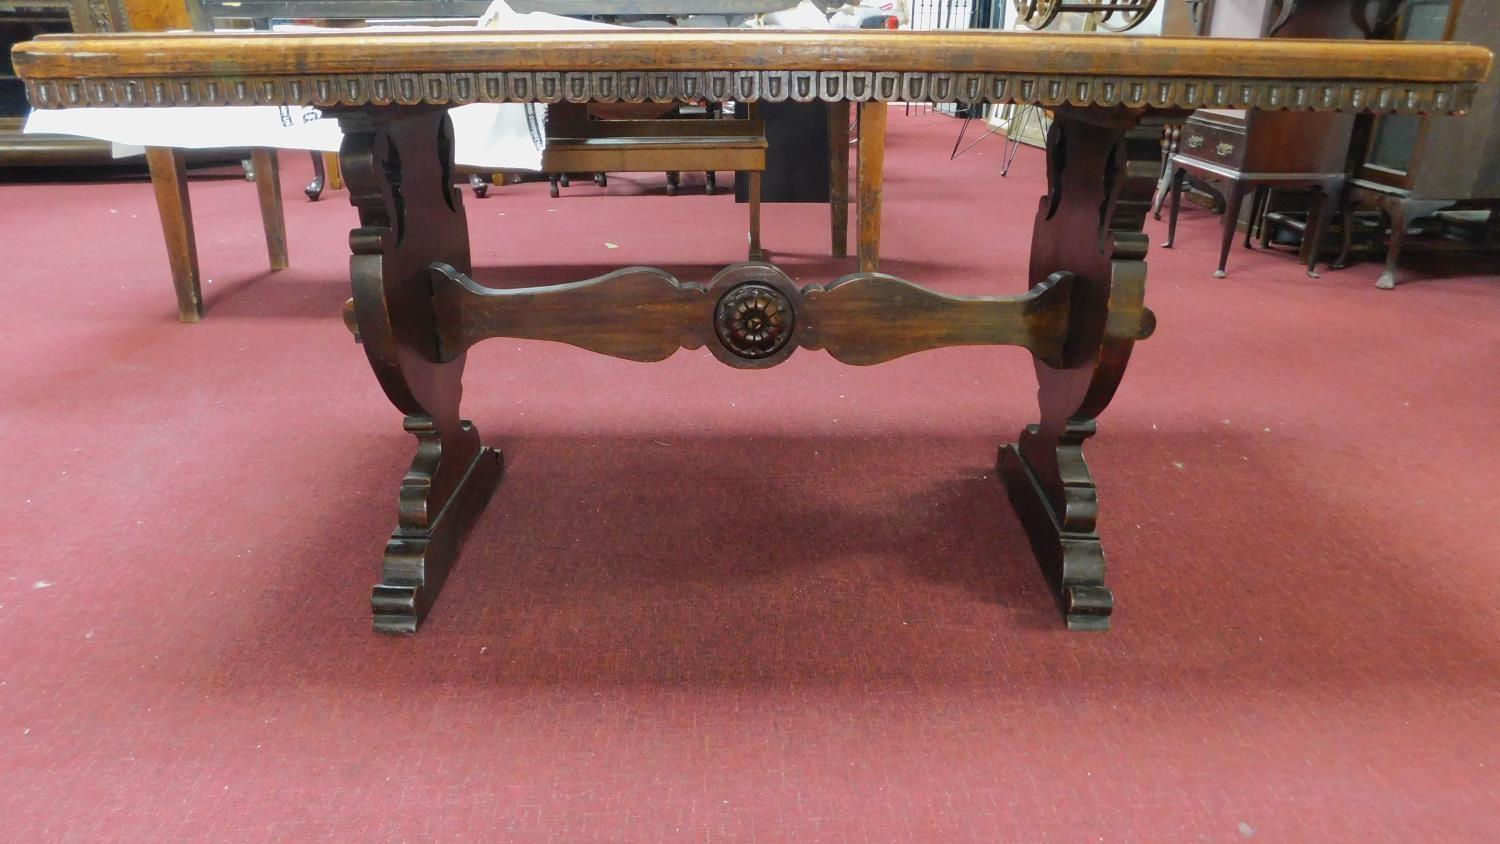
[
  {"left": 108, "top": 0, "right": 289, "bottom": 322},
  {"left": 146, "top": 146, "right": 288, "bottom": 322},
  {"left": 543, "top": 104, "right": 769, "bottom": 257}
]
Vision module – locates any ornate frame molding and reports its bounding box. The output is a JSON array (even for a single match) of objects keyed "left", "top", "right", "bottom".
[{"left": 24, "top": 70, "right": 1477, "bottom": 115}]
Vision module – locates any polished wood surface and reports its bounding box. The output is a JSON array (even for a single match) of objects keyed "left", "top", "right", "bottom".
[
  {"left": 339, "top": 108, "right": 501, "bottom": 634},
  {"left": 14, "top": 30, "right": 1490, "bottom": 83},
  {"left": 1000, "top": 109, "right": 1163, "bottom": 630}
]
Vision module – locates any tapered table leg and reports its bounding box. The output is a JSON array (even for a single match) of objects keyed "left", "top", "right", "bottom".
[
  {"left": 1214, "top": 182, "right": 1246, "bottom": 278},
  {"left": 146, "top": 146, "right": 203, "bottom": 323},
  {"left": 999, "top": 110, "right": 1160, "bottom": 631},
  {"left": 337, "top": 107, "right": 503, "bottom": 634}
]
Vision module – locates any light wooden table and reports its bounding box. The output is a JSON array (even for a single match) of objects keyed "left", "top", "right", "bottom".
[{"left": 15, "top": 29, "right": 1490, "bottom": 633}]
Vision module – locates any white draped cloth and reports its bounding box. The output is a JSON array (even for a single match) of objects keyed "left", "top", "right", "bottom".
[{"left": 21, "top": 3, "right": 621, "bottom": 170}]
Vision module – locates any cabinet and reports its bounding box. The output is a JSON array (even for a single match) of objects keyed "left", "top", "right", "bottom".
[
  {"left": 1336, "top": 0, "right": 1500, "bottom": 288},
  {"left": 1156, "top": 0, "right": 1365, "bottom": 278},
  {"left": 0, "top": 0, "right": 127, "bottom": 165}
]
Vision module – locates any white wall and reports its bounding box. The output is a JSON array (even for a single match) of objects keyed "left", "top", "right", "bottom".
[{"left": 1208, "top": 0, "right": 1269, "bottom": 37}]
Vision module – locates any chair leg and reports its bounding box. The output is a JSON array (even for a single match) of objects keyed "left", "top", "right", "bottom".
[
  {"left": 1334, "top": 194, "right": 1358, "bottom": 269},
  {"left": 856, "top": 101, "right": 887, "bottom": 273},
  {"left": 747, "top": 170, "right": 764, "bottom": 261},
  {"left": 324, "top": 152, "right": 343, "bottom": 191},
  {"left": 1259, "top": 188, "right": 1277, "bottom": 249},
  {"left": 1152, "top": 167, "right": 1176, "bottom": 221},
  {"left": 146, "top": 146, "right": 203, "bottom": 323},
  {"left": 1377, "top": 202, "right": 1411, "bottom": 289},
  {"left": 305, "top": 150, "right": 325, "bottom": 201},
  {"left": 1304, "top": 187, "right": 1336, "bottom": 278},
  {"left": 828, "top": 101, "right": 851, "bottom": 259},
  {"left": 1375, "top": 199, "right": 1455, "bottom": 289},
  {"left": 1244, "top": 185, "right": 1266, "bottom": 249},
  {"left": 251, "top": 148, "right": 288, "bottom": 271}
]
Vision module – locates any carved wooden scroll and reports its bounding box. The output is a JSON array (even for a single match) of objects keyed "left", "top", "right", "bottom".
[
  {"left": 429, "top": 262, "right": 1094, "bottom": 370},
  {"left": 999, "top": 109, "right": 1165, "bottom": 631}
]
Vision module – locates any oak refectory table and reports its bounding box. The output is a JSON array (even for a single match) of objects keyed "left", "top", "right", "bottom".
[{"left": 13, "top": 30, "right": 1490, "bottom": 632}]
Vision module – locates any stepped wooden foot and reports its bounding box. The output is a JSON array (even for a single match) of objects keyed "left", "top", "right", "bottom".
[
  {"left": 1000, "top": 427, "right": 1111, "bottom": 631},
  {"left": 372, "top": 417, "right": 502, "bottom": 634}
]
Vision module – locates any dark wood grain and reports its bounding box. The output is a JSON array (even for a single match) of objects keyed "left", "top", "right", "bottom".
[
  {"left": 433, "top": 263, "right": 709, "bottom": 363},
  {"left": 429, "top": 261, "right": 1083, "bottom": 369},
  {"left": 338, "top": 106, "right": 501, "bottom": 634},
  {"left": 800, "top": 271, "right": 1085, "bottom": 366},
  {"left": 1000, "top": 108, "right": 1164, "bottom": 631}
]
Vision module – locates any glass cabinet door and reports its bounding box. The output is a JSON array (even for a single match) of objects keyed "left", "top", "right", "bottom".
[{"left": 1361, "top": 0, "right": 1453, "bottom": 181}]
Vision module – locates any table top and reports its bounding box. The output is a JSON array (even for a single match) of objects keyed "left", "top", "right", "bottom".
[{"left": 14, "top": 30, "right": 1492, "bottom": 114}]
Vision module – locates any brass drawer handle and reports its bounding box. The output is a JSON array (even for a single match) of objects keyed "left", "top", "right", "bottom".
[
  {"left": 1215, "top": 142, "right": 1235, "bottom": 157},
  {"left": 1185, "top": 134, "right": 1205, "bottom": 149}
]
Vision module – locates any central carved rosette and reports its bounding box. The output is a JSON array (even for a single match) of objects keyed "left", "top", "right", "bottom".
[{"left": 714, "top": 283, "right": 794, "bottom": 359}]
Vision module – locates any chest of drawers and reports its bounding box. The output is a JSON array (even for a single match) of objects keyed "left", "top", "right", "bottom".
[{"left": 1180, "top": 109, "right": 1247, "bottom": 171}]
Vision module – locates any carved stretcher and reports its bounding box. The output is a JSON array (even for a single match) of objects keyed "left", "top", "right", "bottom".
[{"left": 14, "top": 30, "right": 1490, "bottom": 632}]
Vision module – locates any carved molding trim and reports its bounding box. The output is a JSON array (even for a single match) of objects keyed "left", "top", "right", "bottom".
[
  {"left": 714, "top": 283, "right": 794, "bottom": 360},
  {"left": 23, "top": 71, "right": 1477, "bottom": 115}
]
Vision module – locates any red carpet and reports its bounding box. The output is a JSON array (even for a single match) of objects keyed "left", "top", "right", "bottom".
[{"left": 2, "top": 113, "right": 1498, "bottom": 840}]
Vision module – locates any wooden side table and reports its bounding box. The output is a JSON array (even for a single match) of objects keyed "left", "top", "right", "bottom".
[{"left": 1160, "top": 108, "right": 1343, "bottom": 278}]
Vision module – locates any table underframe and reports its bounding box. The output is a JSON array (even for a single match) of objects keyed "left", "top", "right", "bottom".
[{"left": 337, "top": 102, "right": 1165, "bottom": 634}]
